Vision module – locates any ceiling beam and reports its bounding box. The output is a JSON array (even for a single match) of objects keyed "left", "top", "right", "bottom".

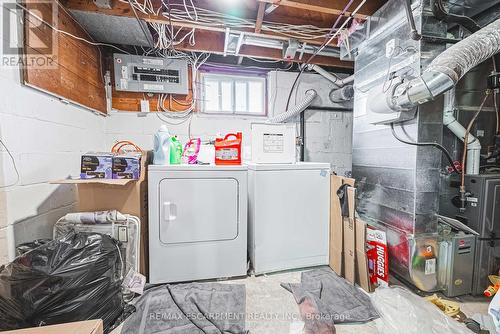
[
  {"left": 62, "top": 0, "right": 353, "bottom": 68},
  {"left": 164, "top": 30, "right": 353, "bottom": 68},
  {"left": 255, "top": 2, "right": 265, "bottom": 33},
  {"left": 257, "top": 0, "right": 369, "bottom": 19},
  {"left": 64, "top": 0, "right": 337, "bottom": 46}
]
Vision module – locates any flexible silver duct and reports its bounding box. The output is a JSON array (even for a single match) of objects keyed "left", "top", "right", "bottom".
[
  {"left": 267, "top": 90, "right": 317, "bottom": 123},
  {"left": 391, "top": 18, "right": 500, "bottom": 110}
]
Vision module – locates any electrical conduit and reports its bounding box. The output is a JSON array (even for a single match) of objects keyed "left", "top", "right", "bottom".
[{"left": 268, "top": 90, "right": 317, "bottom": 123}]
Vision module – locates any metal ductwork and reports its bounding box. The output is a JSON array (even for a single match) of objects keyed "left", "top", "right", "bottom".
[
  {"left": 330, "top": 85, "right": 354, "bottom": 103},
  {"left": 392, "top": 18, "right": 500, "bottom": 111}
]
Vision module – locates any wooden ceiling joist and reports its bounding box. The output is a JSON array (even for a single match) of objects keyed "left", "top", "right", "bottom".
[
  {"left": 64, "top": 0, "right": 335, "bottom": 47},
  {"left": 61, "top": 0, "right": 388, "bottom": 68},
  {"left": 255, "top": 2, "right": 266, "bottom": 33},
  {"left": 257, "top": 0, "right": 369, "bottom": 19},
  {"left": 172, "top": 30, "right": 352, "bottom": 68}
]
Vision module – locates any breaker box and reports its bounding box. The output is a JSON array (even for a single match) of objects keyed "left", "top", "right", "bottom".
[{"left": 113, "top": 54, "right": 189, "bottom": 94}]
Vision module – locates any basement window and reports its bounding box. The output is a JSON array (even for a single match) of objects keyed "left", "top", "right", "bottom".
[{"left": 200, "top": 72, "right": 267, "bottom": 116}]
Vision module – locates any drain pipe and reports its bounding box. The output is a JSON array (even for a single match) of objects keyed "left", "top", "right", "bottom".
[{"left": 443, "top": 108, "right": 481, "bottom": 174}]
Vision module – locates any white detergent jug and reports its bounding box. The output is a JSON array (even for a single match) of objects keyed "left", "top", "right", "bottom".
[{"left": 153, "top": 125, "right": 171, "bottom": 165}]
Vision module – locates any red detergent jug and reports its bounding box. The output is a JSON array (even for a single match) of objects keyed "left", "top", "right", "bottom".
[{"left": 215, "top": 133, "right": 242, "bottom": 165}]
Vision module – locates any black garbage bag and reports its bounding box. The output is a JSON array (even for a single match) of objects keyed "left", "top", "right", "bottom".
[
  {"left": 16, "top": 239, "right": 51, "bottom": 256},
  {"left": 0, "top": 232, "right": 124, "bottom": 333}
]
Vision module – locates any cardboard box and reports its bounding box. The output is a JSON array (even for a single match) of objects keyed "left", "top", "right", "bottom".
[
  {"left": 54, "top": 152, "right": 151, "bottom": 277},
  {"left": 355, "top": 218, "right": 373, "bottom": 292},
  {"left": 367, "top": 226, "right": 389, "bottom": 287},
  {"left": 112, "top": 152, "right": 141, "bottom": 179},
  {"left": 80, "top": 152, "right": 113, "bottom": 179},
  {"left": 343, "top": 186, "right": 356, "bottom": 284},
  {"left": 2, "top": 320, "right": 103, "bottom": 334},
  {"left": 329, "top": 175, "right": 355, "bottom": 276}
]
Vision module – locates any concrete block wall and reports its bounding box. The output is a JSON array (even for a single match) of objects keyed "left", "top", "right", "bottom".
[
  {"left": 0, "top": 66, "right": 106, "bottom": 265},
  {"left": 304, "top": 110, "right": 353, "bottom": 176}
]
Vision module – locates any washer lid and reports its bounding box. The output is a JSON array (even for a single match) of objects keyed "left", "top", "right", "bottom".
[{"left": 246, "top": 162, "right": 331, "bottom": 171}]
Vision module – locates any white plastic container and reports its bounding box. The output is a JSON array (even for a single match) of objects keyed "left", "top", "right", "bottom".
[
  {"left": 153, "top": 125, "right": 171, "bottom": 165},
  {"left": 251, "top": 123, "right": 296, "bottom": 164}
]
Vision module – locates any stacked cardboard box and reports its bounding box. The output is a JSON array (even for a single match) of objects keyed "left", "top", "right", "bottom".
[{"left": 329, "top": 175, "right": 373, "bottom": 292}]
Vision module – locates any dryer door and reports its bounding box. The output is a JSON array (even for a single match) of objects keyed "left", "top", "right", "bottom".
[{"left": 159, "top": 177, "right": 239, "bottom": 244}]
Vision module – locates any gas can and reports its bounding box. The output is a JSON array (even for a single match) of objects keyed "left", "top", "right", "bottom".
[{"left": 215, "top": 133, "right": 242, "bottom": 165}]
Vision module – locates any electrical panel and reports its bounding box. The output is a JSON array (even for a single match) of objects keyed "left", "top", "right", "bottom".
[{"left": 113, "top": 54, "right": 189, "bottom": 94}]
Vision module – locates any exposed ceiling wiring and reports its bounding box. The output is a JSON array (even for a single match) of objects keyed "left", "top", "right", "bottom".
[{"left": 121, "top": 0, "right": 333, "bottom": 41}]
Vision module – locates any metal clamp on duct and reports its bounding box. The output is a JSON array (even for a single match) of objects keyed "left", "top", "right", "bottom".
[{"left": 371, "top": 18, "right": 500, "bottom": 113}]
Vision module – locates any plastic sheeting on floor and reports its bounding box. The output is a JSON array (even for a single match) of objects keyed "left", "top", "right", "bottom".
[
  {"left": 371, "top": 286, "right": 473, "bottom": 334},
  {"left": 121, "top": 283, "right": 249, "bottom": 334},
  {"left": 281, "top": 267, "right": 379, "bottom": 333}
]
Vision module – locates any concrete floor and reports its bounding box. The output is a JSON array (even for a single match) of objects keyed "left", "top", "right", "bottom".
[
  {"left": 224, "top": 269, "right": 489, "bottom": 333},
  {"left": 113, "top": 268, "right": 491, "bottom": 333}
]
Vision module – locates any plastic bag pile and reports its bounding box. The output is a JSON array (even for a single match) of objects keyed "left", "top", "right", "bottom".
[{"left": 0, "top": 232, "right": 124, "bottom": 332}]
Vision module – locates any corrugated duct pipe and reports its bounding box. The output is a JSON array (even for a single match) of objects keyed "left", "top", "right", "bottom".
[
  {"left": 267, "top": 90, "right": 317, "bottom": 123},
  {"left": 392, "top": 18, "right": 500, "bottom": 110}
]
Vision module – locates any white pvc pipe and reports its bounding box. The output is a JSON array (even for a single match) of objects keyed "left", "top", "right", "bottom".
[
  {"left": 310, "top": 65, "right": 354, "bottom": 87},
  {"left": 267, "top": 90, "right": 317, "bottom": 123},
  {"left": 443, "top": 109, "right": 481, "bottom": 174}
]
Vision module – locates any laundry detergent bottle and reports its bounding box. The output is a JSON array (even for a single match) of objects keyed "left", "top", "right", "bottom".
[
  {"left": 153, "top": 125, "right": 171, "bottom": 165},
  {"left": 169, "top": 136, "right": 183, "bottom": 164}
]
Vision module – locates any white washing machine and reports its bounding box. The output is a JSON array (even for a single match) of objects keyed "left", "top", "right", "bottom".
[
  {"left": 148, "top": 164, "right": 248, "bottom": 283},
  {"left": 248, "top": 162, "right": 330, "bottom": 274}
]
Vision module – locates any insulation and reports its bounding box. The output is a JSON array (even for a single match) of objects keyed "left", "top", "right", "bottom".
[{"left": 70, "top": 10, "right": 154, "bottom": 47}]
